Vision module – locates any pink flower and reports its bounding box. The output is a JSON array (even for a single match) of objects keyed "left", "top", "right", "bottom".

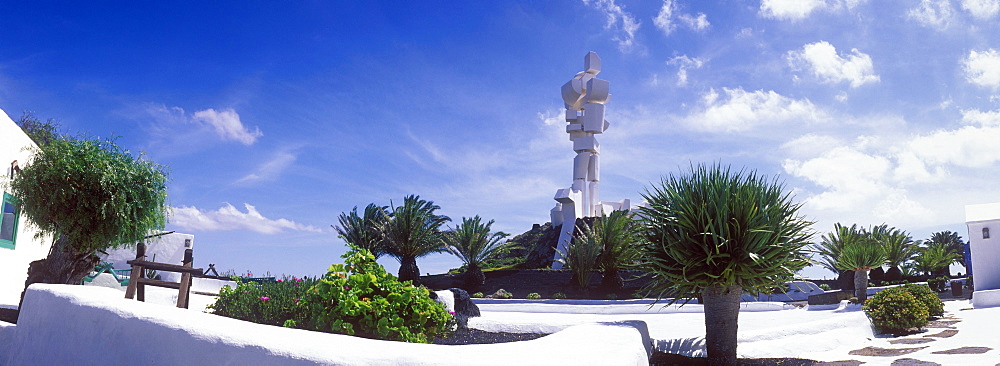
[
  {"left": 260, "top": 296, "right": 270, "bottom": 301},
  {"left": 344, "top": 285, "right": 351, "bottom": 290},
  {"left": 277, "top": 279, "right": 283, "bottom": 282},
  {"left": 294, "top": 298, "right": 300, "bottom": 304},
  {"left": 296, "top": 278, "right": 303, "bottom": 282},
  {"left": 449, "top": 311, "right": 456, "bottom": 315}
]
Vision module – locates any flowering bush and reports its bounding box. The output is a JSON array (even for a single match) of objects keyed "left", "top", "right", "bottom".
[
  {"left": 863, "top": 286, "right": 929, "bottom": 335},
  {"left": 901, "top": 284, "right": 944, "bottom": 318},
  {"left": 284, "top": 244, "right": 454, "bottom": 343},
  {"left": 209, "top": 275, "right": 315, "bottom": 326}
]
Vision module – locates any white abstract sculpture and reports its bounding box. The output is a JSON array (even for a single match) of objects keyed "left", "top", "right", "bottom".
[{"left": 550, "top": 52, "right": 630, "bottom": 269}]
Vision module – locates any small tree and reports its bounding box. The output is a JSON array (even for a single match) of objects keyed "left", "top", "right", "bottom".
[
  {"left": 637, "top": 164, "right": 812, "bottom": 366},
  {"left": 913, "top": 242, "right": 959, "bottom": 277},
  {"left": 925, "top": 231, "right": 965, "bottom": 274},
  {"left": 813, "top": 223, "right": 863, "bottom": 289},
  {"left": 334, "top": 203, "right": 389, "bottom": 259},
  {"left": 442, "top": 215, "right": 511, "bottom": 288},
  {"left": 590, "top": 210, "right": 640, "bottom": 291},
  {"left": 381, "top": 195, "right": 450, "bottom": 285},
  {"left": 557, "top": 221, "right": 604, "bottom": 289},
  {"left": 834, "top": 230, "right": 884, "bottom": 303},
  {"left": 9, "top": 134, "right": 168, "bottom": 299},
  {"left": 872, "top": 225, "right": 918, "bottom": 282}
]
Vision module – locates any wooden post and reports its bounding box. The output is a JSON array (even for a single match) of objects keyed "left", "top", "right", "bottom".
[
  {"left": 177, "top": 248, "right": 193, "bottom": 309},
  {"left": 125, "top": 243, "right": 146, "bottom": 300}
]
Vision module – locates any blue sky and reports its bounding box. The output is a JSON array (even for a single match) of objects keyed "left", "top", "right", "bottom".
[{"left": 2, "top": 0, "right": 998, "bottom": 279}]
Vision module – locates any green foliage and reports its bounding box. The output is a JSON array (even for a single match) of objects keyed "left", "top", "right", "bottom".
[
  {"left": 526, "top": 292, "right": 541, "bottom": 299},
  {"left": 500, "top": 291, "right": 514, "bottom": 299},
  {"left": 381, "top": 195, "right": 451, "bottom": 283},
  {"left": 552, "top": 292, "right": 567, "bottom": 299},
  {"left": 836, "top": 239, "right": 885, "bottom": 272},
  {"left": 863, "top": 287, "right": 929, "bottom": 335},
  {"left": 286, "top": 244, "right": 454, "bottom": 343},
  {"left": 914, "top": 243, "right": 959, "bottom": 276},
  {"left": 558, "top": 221, "right": 603, "bottom": 289},
  {"left": 871, "top": 225, "right": 918, "bottom": 275},
  {"left": 901, "top": 284, "right": 944, "bottom": 318},
  {"left": 9, "top": 135, "right": 169, "bottom": 255},
  {"left": 471, "top": 292, "right": 484, "bottom": 298},
  {"left": 636, "top": 163, "right": 813, "bottom": 302},
  {"left": 16, "top": 111, "right": 61, "bottom": 146},
  {"left": 589, "top": 210, "right": 640, "bottom": 275},
  {"left": 442, "top": 215, "right": 512, "bottom": 286},
  {"left": 209, "top": 276, "right": 316, "bottom": 326},
  {"left": 926, "top": 276, "right": 950, "bottom": 292},
  {"left": 818, "top": 284, "right": 832, "bottom": 291},
  {"left": 334, "top": 203, "right": 389, "bottom": 259},
  {"left": 925, "top": 231, "right": 966, "bottom": 267}
]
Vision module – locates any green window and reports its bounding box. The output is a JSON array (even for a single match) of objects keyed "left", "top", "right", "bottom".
[{"left": 0, "top": 193, "right": 19, "bottom": 249}]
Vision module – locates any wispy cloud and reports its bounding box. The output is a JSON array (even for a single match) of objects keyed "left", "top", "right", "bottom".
[
  {"left": 759, "top": 0, "right": 868, "bottom": 20},
  {"left": 961, "top": 0, "right": 1000, "bottom": 19},
  {"left": 653, "top": 0, "right": 709, "bottom": 36},
  {"left": 667, "top": 55, "right": 706, "bottom": 86},
  {"left": 236, "top": 149, "right": 298, "bottom": 184},
  {"left": 193, "top": 108, "right": 262, "bottom": 145},
  {"left": 963, "top": 49, "right": 1000, "bottom": 89},
  {"left": 171, "top": 203, "right": 322, "bottom": 234},
  {"left": 582, "top": 0, "right": 641, "bottom": 53},
  {"left": 787, "top": 41, "right": 879, "bottom": 88},
  {"left": 909, "top": 0, "right": 955, "bottom": 29}
]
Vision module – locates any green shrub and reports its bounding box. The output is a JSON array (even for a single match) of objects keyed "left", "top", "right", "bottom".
[
  {"left": 901, "top": 284, "right": 944, "bottom": 318},
  {"left": 818, "top": 284, "right": 832, "bottom": 291},
  {"left": 863, "top": 287, "right": 929, "bottom": 335},
  {"left": 552, "top": 292, "right": 567, "bottom": 299},
  {"left": 927, "top": 276, "right": 949, "bottom": 292},
  {"left": 209, "top": 275, "right": 316, "bottom": 326},
  {"left": 471, "top": 292, "right": 484, "bottom": 298},
  {"left": 606, "top": 293, "right": 618, "bottom": 300},
  {"left": 285, "top": 244, "right": 454, "bottom": 343},
  {"left": 500, "top": 291, "right": 514, "bottom": 299},
  {"left": 526, "top": 292, "right": 541, "bottom": 299}
]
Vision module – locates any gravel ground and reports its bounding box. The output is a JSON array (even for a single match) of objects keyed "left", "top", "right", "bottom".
[{"left": 431, "top": 328, "right": 548, "bottom": 345}]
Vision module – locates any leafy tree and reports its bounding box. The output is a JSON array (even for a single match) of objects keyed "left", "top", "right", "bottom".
[
  {"left": 442, "top": 215, "right": 511, "bottom": 288},
  {"left": 589, "top": 210, "right": 640, "bottom": 291},
  {"left": 333, "top": 203, "right": 389, "bottom": 259},
  {"left": 636, "top": 164, "right": 812, "bottom": 366},
  {"left": 913, "top": 242, "right": 959, "bottom": 277},
  {"left": 381, "top": 195, "right": 450, "bottom": 285},
  {"left": 16, "top": 111, "right": 61, "bottom": 147},
  {"left": 813, "top": 223, "right": 863, "bottom": 287},
  {"left": 8, "top": 135, "right": 169, "bottom": 299},
  {"left": 871, "top": 225, "right": 919, "bottom": 282},
  {"left": 925, "top": 231, "right": 965, "bottom": 272}
]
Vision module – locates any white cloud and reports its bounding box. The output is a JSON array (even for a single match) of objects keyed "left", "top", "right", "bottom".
[
  {"left": 963, "top": 49, "right": 1000, "bottom": 88},
  {"left": 787, "top": 41, "right": 879, "bottom": 87},
  {"left": 236, "top": 150, "right": 298, "bottom": 184},
  {"left": 678, "top": 13, "right": 710, "bottom": 31},
  {"left": 192, "top": 108, "right": 262, "bottom": 145},
  {"left": 654, "top": 0, "right": 709, "bottom": 36},
  {"left": 653, "top": 0, "right": 677, "bottom": 36},
  {"left": 783, "top": 146, "right": 892, "bottom": 210},
  {"left": 685, "top": 87, "right": 828, "bottom": 133},
  {"left": 961, "top": 0, "right": 1000, "bottom": 19},
  {"left": 171, "top": 203, "right": 323, "bottom": 234},
  {"left": 908, "top": 0, "right": 955, "bottom": 29},
  {"left": 907, "top": 110, "right": 1000, "bottom": 168},
  {"left": 760, "top": 0, "right": 827, "bottom": 20},
  {"left": 960, "top": 108, "right": 1000, "bottom": 126},
  {"left": 582, "top": 0, "right": 640, "bottom": 52},
  {"left": 667, "top": 55, "right": 706, "bottom": 86}
]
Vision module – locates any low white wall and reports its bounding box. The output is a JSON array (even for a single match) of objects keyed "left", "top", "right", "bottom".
[{"left": 3, "top": 284, "right": 650, "bottom": 366}]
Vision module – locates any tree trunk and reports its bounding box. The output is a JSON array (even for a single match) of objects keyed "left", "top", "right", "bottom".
[
  {"left": 702, "top": 284, "right": 742, "bottom": 366},
  {"left": 600, "top": 268, "right": 623, "bottom": 292},
  {"left": 19, "top": 235, "right": 100, "bottom": 309},
  {"left": 854, "top": 268, "right": 870, "bottom": 303},
  {"left": 465, "top": 262, "right": 486, "bottom": 290},
  {"left": 397, "top": 256, "right": 421, "bottom": 286}
]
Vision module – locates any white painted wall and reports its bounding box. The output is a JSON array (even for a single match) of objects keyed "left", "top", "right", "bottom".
[
  {"left": 0, "top": 108, "right": 53, "bottom": 307},
  {"left": 102, "top": 232, "right": 195, "bottom": 283},
  {"left": 966, "top": 203, "right": 1000, "bottom": 292},
  {"left": 2, "top": 284, "right": 651, "bottom": 366}
]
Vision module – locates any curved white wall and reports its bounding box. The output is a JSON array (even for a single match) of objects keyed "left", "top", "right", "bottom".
[{"left": 2, "top": 284, "right": 651, "bottom": 365}]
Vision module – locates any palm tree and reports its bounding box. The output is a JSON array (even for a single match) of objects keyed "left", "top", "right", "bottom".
[
  {"left": 833, "top": 227, "right": 884, "bottom": 303},
  {"left": 871, "top": 225, "right": 918, "bottom": 282},
  {"left": 925, "top": 231, "right": 965, "bottom": 274},
  {"left": 381, "top": 195, "right": 450, "bottom": 285},
  {"left": 442, "top": 216, "right": 511, "bottom": 289},
  {"left": 637, "top": 163, "right": 812, "bottom": 366},
  {"left": 334, "top": 203, "right": 389, "bottom": 259},
  {"left": 913, "top": 242, "right": 959, "bottom": 277},
  {"left": 812, "top": 223, "right": 864, "bottom": 291},
  {"left": 557, "top": 221, "right": 604, "bottom": 289}
]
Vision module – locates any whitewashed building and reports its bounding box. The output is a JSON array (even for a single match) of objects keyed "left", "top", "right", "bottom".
[
  {"left": 966, "top": 202, "right": 1000, "bottom": 308},
  {"left": 0, "top": 108, "right": 54, "bottom": 307}
]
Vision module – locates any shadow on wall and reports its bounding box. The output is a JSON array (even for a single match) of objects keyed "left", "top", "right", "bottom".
[{"left": 656, "top": 337, "right": 706, "bottom": 357}]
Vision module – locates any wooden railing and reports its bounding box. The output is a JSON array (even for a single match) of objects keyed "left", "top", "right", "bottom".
[{"left": 124, "top": 242, "right": 203, "bottom": 309}]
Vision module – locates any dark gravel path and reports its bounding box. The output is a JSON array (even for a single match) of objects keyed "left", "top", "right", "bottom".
[{"left": 431, "top": 328, "right": 548, "bottom": 345}]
